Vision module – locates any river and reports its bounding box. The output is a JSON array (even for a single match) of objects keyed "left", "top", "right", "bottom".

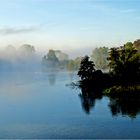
[{"left": 0, "top": 71, "right": 139, "bottom": 138}]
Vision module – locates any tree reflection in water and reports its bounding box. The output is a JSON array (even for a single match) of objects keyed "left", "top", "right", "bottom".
[
  {"left": 108, "top": 97, "right": 140, "bottom": 118},
  {"left": 78, "top": 81, "right": 103, "bottom": 114},
  {"left": 76, "top": 81, "right": 140, "bottom": 118},
  {"left": 48, "top": 72, "right": 56, "bottom": 86}
]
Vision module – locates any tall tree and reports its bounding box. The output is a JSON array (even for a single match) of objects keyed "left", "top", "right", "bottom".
[
  {"left": 78, "top": 56, "right": 95, "bottom": 80},
  {"left": 108, "top": 42, "right": 140, "bottom": 81}
]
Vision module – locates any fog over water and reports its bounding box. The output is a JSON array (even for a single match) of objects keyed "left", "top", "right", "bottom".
[
  {"left": 0, "top": 45, "right": 41, "bottom": 72},
  {"left": 0, "top": 41, "right": 140, "bottom": 139}
]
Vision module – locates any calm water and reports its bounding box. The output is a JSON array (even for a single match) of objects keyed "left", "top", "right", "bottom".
[{"left": 0, "top": 71, "right": 140, "bottom": 139}]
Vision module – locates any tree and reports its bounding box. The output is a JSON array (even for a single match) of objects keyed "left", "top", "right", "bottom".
[
  {"left": 42, "top": 49, "right": 59, "bottom": 69},
  {"left": 108, "top": 42, "right": 140, "bottom": 81},
  {"left": 67, "top": 60, "right": 75, "bottom": 71},
  {"left": 91, "top": 47, "right": 109, "bottom": 70},
  {"left": 19, "top": 44, "right": 35, "bottom": 54},
  {"left": 74, "top": 57, "right": 81, "bottom": 70},
  {"left": 107, "top": 47, "right": 120, "bottom": 74},
  {"left": 78, "top": 56, "right": 95, "bottom": 80},
  {"left": 67, "top": 57, "right": 81, "bottom": 71},
  {"left": 133, "top": 39, "right": 140, "bottom": 52},
  {"left": 55, "top": 50, "right": 69, "bottom": 61},
  {"left": 47, "top": 50, "right": 58, "bottom": 62},
  {"left": 54, "top": 50, "right": 69, "bottom": 69}
]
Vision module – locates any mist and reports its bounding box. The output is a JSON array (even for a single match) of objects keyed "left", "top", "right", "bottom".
[
  {"left": 0, "top": 43, "right": 94, "bottom": 74},
  {"left": 0, "top": 44, "right": 41, "bottom": 72}
]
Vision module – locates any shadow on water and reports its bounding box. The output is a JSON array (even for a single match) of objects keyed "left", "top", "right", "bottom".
[
  {"left": 108, "top": 97, "right": 140, "bottom": 118},
  {"left": 104, "top": 85, "right": 140, "bottom": 118},
  {"left": 71, "top": 79, "right": 140, "bottom": 118},
  {"left": 77, "top": 80, "right": 103, "bottom": 114}
]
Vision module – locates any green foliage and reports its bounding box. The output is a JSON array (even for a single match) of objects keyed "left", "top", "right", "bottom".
[
  {"left": 66, "top": 57, "right": 81, "bottom": 71},
  {"left": 107, "top": 47, "right": 120, "bottom": 74},
  {"left": 91, "top": 47, "right": 109, "bottom": 69},
  {"left": 67, "top": 60, "right": 76, "bottom": 71},
  {"left": 133, "top": 39, "right": 140, "bottom": 52},
  {"left": 108, "top": 42, "right": 140, "bottom": 80},
  {"left": 42, "top": 49, "right": 80, "bottom": 71},
  {"left": 78, "top": 56, "right": 95, "bottom": 80}
]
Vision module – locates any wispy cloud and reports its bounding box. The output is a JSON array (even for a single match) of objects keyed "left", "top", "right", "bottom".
[
  {"left": 0, "top": 25, "right": 40, "bottom": 35},
  {"left": 119, "top": 9, "right": 136, "bottom": 13}
]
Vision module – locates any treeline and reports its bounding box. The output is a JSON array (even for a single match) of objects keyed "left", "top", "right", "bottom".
[
  {"left": 41, "top": 49, "right": 81, "bottom": 71},
  {"left": 0, "top": 39, "right": 140, "bottom": 72},
  {"left": 41, "top": 47, "right": 109, "bottom": 71},
  {"left": 42, "top": 39, "right": 140, "bottom": 72},
  {"left": 0, "top": 44, "right": 37, "bottom": 71},
  {"left": 108, "top": 41, "right": 140, "bottom": 82},
  {"left": 41, "top": 47, "right": 110, "bottom": 72},
  {"left": 78, "top": 39, "right": 140, "bottom": 88}
]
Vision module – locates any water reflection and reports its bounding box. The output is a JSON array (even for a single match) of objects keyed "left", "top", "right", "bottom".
[
  {"left": 78, "top": 82, "right": 103, "bottom": 114},
  {"left": 48, "top": 72, "right": 56, "bottom": 86},
  {"left": 75, "top": 80, "right": 140, "bottom": 118},
  {"left": 79, "top": 94, "right": 96, "bottom": 114},
  {"left": 46, "top": 70, "right": 76, "bottom": 86},
  {"left": 42, "top": 68, "right": 57, "bottom": 86},
  {"left": 108, "top": 97, "right": 140, "bottom": 118}
]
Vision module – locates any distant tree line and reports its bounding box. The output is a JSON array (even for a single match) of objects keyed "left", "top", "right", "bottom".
[
  {"left": 0, "top": 44, "right": 36, "bottom": 71},
  {"left": 0, "top": 39, "right": 140, "bottom": 73},
  {"left": 42, "top": 49, "right": 81, "bottom": 71}
]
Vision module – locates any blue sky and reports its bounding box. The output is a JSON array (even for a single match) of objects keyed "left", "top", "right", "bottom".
[{"left": 0, "top": 0, "right": 140, "bottom": 54}]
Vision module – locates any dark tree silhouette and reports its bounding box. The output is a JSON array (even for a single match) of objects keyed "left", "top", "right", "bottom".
[
  {"left": 108, "top": 43, "right": 140, "bottom": 82},
  {"left": 77, "top": 56, "right": 95, "bottom": 80},
  {"left": 108, "top": 95, "right": 140, "bottom": 118}
]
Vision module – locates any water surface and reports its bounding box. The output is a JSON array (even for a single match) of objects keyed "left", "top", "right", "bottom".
[{"left": 0, "top": 71, "right": 139, "bottom": 139}]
